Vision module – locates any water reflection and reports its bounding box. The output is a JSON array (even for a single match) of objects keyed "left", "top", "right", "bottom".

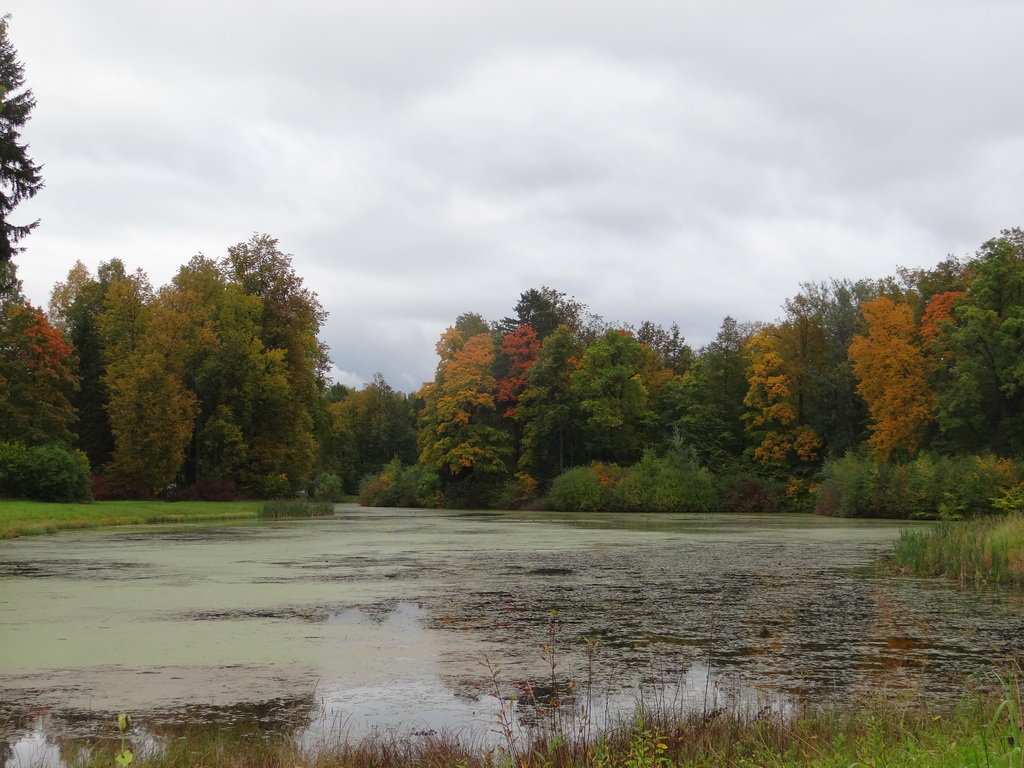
[{"left": 1, "top": 508, "right": 1022, "bottom": 767}]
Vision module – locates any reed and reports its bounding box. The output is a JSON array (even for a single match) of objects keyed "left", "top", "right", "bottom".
[
  {"left": 891, "top": 512, "right": 1024, "bottom": 585},
  {"left": 258, "top": 499, "right": 335, "bottom": 519},
  {"left": 58, "top": 681, "right": 1024, "bottom": 768}
]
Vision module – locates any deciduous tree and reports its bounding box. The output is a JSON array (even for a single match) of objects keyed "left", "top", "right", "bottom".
[
  {"left": 743, "top": 328, "right": 822, "bottom": 471},
  {"left": 516, "top": 325, "right": 584, "bottom": 481},
  {"left": 849, "top": 296, "right": 934, "bottom": 461},
  {"left": 418, "top": 330, "right": 509, "bottom": 477},
  {"left": 0, "top": 300, "right": 77, "bottom": 445}
]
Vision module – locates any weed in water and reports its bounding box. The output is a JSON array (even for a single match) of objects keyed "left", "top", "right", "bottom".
[{"left": 258, "top": 499, "right": 334, "bottom": 519}]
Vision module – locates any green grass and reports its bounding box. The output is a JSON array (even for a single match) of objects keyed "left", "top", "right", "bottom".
[
  {"left": 891, "top": 512, "right": 1024, "bottom": 585},
  {"left": 49, "top": 681, "right": 1024, "bottom": 768},
  {"left": 0, "top": 499, "right": 261, "bottom": 539}
]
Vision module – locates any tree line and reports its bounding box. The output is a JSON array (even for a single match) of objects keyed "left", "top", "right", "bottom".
[
  {"left": 4, "top": 222, "right": 1024, "bottom": 509},
  {"left": 366, "top": 230, "right": 1024, "bottom": 516}
]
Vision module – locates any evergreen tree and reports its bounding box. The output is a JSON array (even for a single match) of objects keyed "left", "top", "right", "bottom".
[{"left": 0, "top": 16, "right": 43, "bottom": 297}]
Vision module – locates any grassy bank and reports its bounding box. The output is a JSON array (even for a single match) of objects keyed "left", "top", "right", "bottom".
[
  {"left": 891, "top": 512, "right": 1024, "bottom": 585},
  {"left": 0, "top": 499, "right": 261, "bottom": 539},
  {"left": 55, "top": 684, "right": 1024, "bottom": 768}
]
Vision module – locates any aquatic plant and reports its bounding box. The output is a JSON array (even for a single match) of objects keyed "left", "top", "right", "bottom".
[
  {"left": 890, "top": 512, "right": 1024, "bottom": 585},
  {"left": 258, "top": 499, "right": 334, "bottom": 519}
]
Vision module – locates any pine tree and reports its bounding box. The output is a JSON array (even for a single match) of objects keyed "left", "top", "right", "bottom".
[{"left": 0, "top": 16, "right": 43, "bottom": 295}]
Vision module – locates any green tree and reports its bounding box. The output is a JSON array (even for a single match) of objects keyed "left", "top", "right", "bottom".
[
  {"left": 48, "top": 259, "right": 126, "bottom": 467},
  {"left": 0, "top": 16, "right": 43, "bottom": 297},
  {"left": 934, "top": 230, "right": 1024, "bottom": 454},
  {"left": 634, "top": 320, "right": 694, "bottom": 374},
  {"left": 323, "top": 373, "right": 417, "bottom": 491},
  {"left": 498, "top": 286, "right": 608, "bottom": 341},
  {"left": 571, "top": 329, "right": 657, "bottom": 465},
  {"left": 220, "top": 235, "right": 329, "bottom": 487},
  {"left": 657, "top": 317, "right": 750, "bottom": 469},
  {"left": 516, "top": 325, "right": 584, "bottom": 482},
  {"left": 793, "top": 280, "right": 876, "bottom": 456}
]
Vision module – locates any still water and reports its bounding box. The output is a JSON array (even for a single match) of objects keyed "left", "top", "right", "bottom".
[{"left": 2, "top": 506, "right": 1023, "bottom": 763}]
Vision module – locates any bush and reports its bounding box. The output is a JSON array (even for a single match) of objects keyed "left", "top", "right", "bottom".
[
  {"left": 0, "top": 442, "right": 91, "bottom": 502},
  {"left": 546, "top": 465, "right": 613, "bottom": 512},
  {"left": 715, "top": 472, "right": 779, "bottom": 514},
  {"left": 817, "top": 452, "right": 1024, "bottom": 519},
  {"left": 256, "top": 473, "right": 293, "bottom": 499},
  {"left": 194, "top": 477, "right": 239, "bottom": 502},
  {"left": 312, "top": 473, "right": 346, "bottom": 502},
  {"left": 441, "top": 474, "right": 516, "bottom": 510},
  {"left": 90, "top": 473, "right": 120, "bottom": 501},
  {"left": 611, "top": 452, "right": 716, "bottom": 513},
  {"left": 358, "top": 459, "right": 443, "bottom": 508}
]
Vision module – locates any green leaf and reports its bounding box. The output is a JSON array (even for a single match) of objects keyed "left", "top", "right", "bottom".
[{"left": 115, "top": 748, "right": 134, "bottom": 767}]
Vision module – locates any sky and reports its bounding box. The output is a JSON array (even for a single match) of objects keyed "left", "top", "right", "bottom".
[{"left": 8, "top": 0, "right": 1024, "bottom": 393}]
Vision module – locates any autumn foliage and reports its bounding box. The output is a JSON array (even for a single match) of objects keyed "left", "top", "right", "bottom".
[
  {"left": 849, "top": 297, "right": 935, "bottom": 462},
  {"left": 0, "top": 301, "right": 77, "bottom": 445}
]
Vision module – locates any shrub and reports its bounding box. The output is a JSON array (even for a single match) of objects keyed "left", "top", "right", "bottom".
[
  {"left": 90, "top": 473, "right": 120, "bottom": 501},
  {"left": 312, "top": 473, "right": 346, "bottom": 502},
  {"left": 716, "top": 472, "right": 779, "bottom": 514},
  {"left": 0, "top": 442, "right": 91, "bottom": 502},
  {"left": 194, "top": 477, "right": 239, "bottom": 502},
  {"left": 256, "top": 473, "right": 293, "bottom": 499},
  {"left": 546, "top": 465, "right": 610, "bottom": 512},
  {"left": 817, "top": 452, "right": 1024, "bottom": 519},
  {"left": 358, "top": 459, "right": 443, "bottom": 508},
  {"left": 442, "top": 474, "right": 516, "bottom": 510},
  {"left": 611, "top": 452, "right": 716, "bottom": 513}
]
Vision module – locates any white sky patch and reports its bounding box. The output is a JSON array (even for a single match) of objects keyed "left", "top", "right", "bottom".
[{"left": 326, "top": 364, "right": 366, "bottom": 389}]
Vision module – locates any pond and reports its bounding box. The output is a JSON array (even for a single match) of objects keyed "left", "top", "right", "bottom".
[{"left": 2, "top": 506, "right": 1023, "bottom": 765}]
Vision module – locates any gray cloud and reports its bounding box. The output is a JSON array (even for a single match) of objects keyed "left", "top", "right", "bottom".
[{"left": 10, "top": 0, "right": 1024, "bottom": 389}]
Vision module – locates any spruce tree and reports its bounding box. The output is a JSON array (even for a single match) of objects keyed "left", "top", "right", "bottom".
[{"left": 0, "top": 15, "right": 43, "bottom": 297}]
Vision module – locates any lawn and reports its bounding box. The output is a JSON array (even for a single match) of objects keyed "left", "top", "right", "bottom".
[{"left": 0, "top": 499, "right": 261, "bottom": 539}]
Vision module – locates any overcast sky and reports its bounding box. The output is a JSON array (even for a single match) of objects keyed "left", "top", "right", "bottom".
[{"left": 8, "top": 0, "right": 1023, "bottom": 392}]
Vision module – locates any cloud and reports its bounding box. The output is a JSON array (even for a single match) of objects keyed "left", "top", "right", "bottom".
[{"left": 9, "top": 0, "right": 1024, "bottom": 389}]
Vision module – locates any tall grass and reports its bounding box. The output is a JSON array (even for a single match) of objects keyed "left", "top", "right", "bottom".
[
  {"left": 52, "top": 680, "right": 1024, "bottom": 768},
  {"left": 258, "top": 499, "right": 335, "bottom": 519},
  {"left": 891, "top": 512, "right": 1024, "bottom": 585}
]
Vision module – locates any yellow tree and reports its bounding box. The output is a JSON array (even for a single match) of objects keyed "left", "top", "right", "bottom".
[
  {"left": 101, "top": 273, "right": 197, "bottom": 496},
  {"left": 418, "top": 329, "right": 509, "bottom": 477},
  {"left": 743, "top": 329, "right": 822, "bottom": 470},
  {"left": 849, "top": 296, "right": 935, "bottom": 462}
]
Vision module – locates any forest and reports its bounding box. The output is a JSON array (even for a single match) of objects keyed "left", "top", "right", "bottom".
[{"left": 3, "top": 226, "right": 1024, "bottom": 519}]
